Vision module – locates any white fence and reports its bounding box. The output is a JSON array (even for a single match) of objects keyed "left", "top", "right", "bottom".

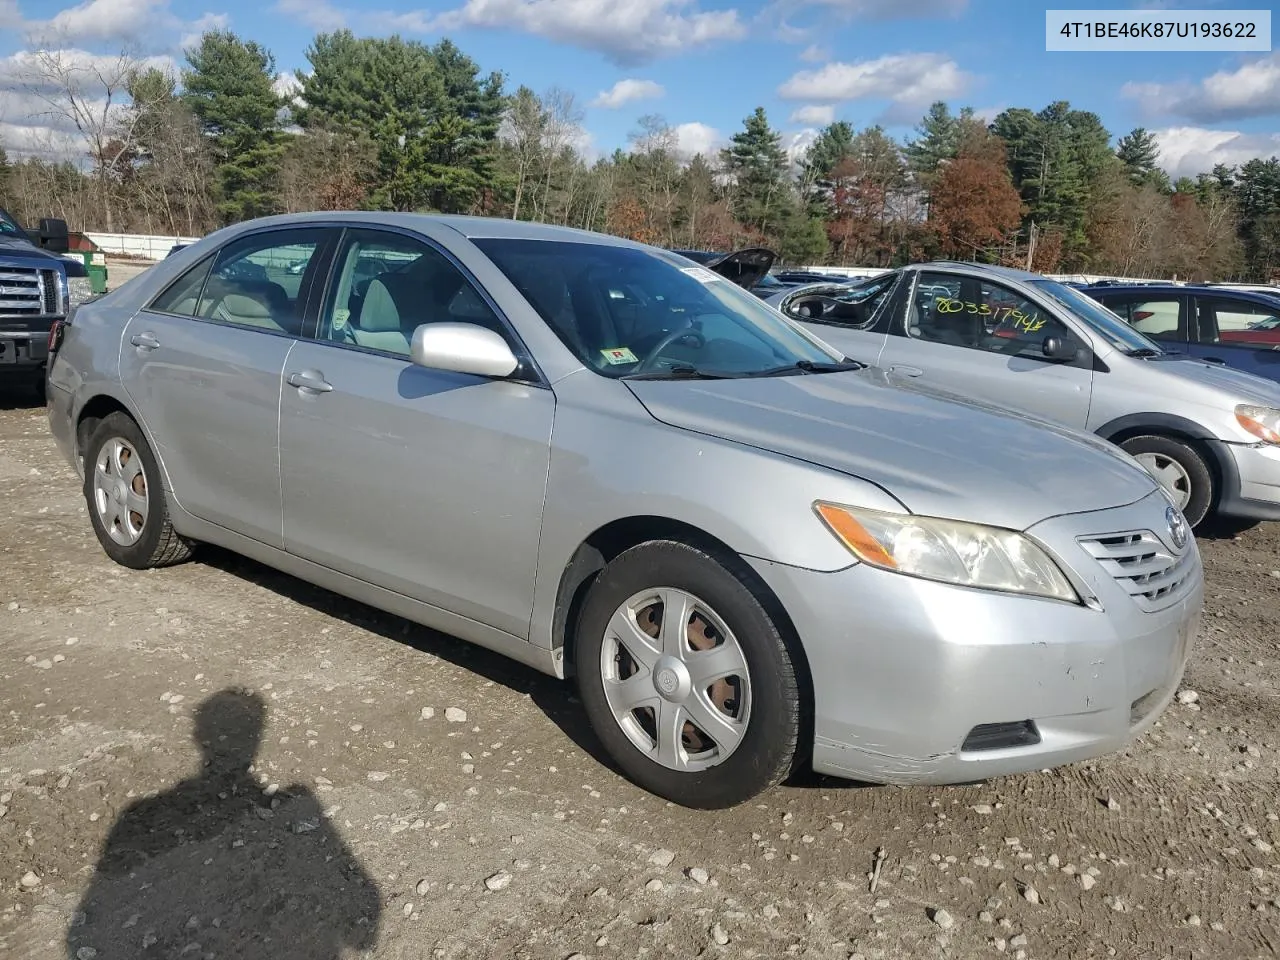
[{"left": 85, "top": 232, "right": 201, "bottom": 260}]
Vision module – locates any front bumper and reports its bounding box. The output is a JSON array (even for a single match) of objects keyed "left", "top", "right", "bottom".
[
  {"left": 746, "top": 489, "right": 1204, "bottom": 785},
  {"left": 1219, "top": 440, "right": 1280, "bottom": 522},
  {"left": 0, "top": 330, "right": 49, "bottom": 373}
]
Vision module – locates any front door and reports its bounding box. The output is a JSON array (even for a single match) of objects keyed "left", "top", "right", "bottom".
[
  {"left": 877, "top": 269, "right": 1095, "bottom": 429},
  {"left": 119, "top": 227, "right": 330, "bottom": 546},
  {"left": 278, "top": 227, "right": 555, "bottom": 638}
]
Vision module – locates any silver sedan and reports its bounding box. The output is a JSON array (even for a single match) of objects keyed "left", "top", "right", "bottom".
[{"left": 46, "top": 213, "right": 1203, "bottom": 808}]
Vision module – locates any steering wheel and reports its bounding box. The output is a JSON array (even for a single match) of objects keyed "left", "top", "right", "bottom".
[{"left": 635, "top": 321, "right": 707, "bottom": 371}]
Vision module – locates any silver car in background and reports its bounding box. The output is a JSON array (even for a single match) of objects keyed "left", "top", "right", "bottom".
[
  {"left": 46, "top": 214, "right": 1202, "bottom": 808},
  {"left": 771, "top": 262, "right": 1280, "bottom": 532}
]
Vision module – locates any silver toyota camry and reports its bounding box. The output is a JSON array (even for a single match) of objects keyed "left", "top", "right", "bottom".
[{"left": 46, "top": 213, "right": 1204, "bottom": 809}]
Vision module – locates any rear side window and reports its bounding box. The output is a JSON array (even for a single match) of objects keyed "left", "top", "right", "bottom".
[{"left": 149, "top": 255, "right": 215, "bottom": 316}]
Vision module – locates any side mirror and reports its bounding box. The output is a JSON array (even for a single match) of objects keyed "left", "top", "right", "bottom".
[
  {"left": 1042, "top": 335, "right": 1077, "bottom": 361},
  {"left": 37, "top": 218, "right": 70, "bottom": 253},
  {"left": 410, "top": 322, "right": 519, "bottom": 378}
]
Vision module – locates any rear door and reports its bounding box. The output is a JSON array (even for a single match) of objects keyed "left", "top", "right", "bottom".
[
  {"left": 1187, "top": 294, "right": 1280, "bottom": 382},
  {"left": 876, "top": 269, "right": 1095, "bottom": 428},
  {"left": 119, "top": 226, "right": 333, "bottom": 546}
]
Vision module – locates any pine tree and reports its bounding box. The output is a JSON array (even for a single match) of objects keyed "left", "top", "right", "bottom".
[
  {"left": 719, "top": 107, "right": 791, "bottom": 237},
  {"left": 182, "top": 30, "right": 285, "bottom": 223},
  {"left": 1116, "top": 127, "right": 1169, "bottom": 190}
]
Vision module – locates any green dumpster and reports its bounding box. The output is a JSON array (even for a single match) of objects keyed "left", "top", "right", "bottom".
[{"left": 77, "top": 251, "right": 109, "bottom": 294}]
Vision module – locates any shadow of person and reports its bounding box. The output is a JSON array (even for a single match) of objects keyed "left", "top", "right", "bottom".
[{"left": 66, "top": 688, "right": 382, "bottom": 959}]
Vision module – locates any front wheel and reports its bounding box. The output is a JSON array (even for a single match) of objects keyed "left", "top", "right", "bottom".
[
  {"left": 574, "top": 540, "right": 802, "bottom": 809},
  {"left": 1119, "top": 435, "right": 1214, "bottom": 529}
]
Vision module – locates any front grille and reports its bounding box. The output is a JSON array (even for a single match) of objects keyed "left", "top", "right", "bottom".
[
  {"left": 41, "top": 269, "right": 59, "bottom": 313},
  {"left": 1078, "top": 530, "right": 1196, "bottom": 612},
  {"left": 0, "top": 266, "right": 60, "bottom": 318}
]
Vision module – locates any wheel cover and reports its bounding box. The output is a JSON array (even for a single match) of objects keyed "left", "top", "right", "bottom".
[
  {"left": 92, "top": 437, "right": 149, "bottom": 546},
  {"left": 599, "top": 587, "right": 752, "bottom": 773},
  {"left": 1133, "top": 452, "right": 1192, "bottom": 510}
]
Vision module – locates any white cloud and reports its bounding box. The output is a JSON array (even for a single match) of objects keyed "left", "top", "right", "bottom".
[
  {"left": 179, "top": 12, "right": 229, "bottom": 51},
  {"left": 590, "top": 78, "right": 664, "bottom": 109},
  {"left": 798, "top": 43, "right": 828, "bottom": 63},
  {"left": 971, "top": 103, "right": 1004, "bottom": 124},
  {"left": 273, "top": 70, "right": 303, "bottom": 102},
  {"left": 778, "top": 52, "right": 972, "bottom": 119},
  {"left": 672, "top": 121, "right": 721, "bottom": 159},
  {"left": 427, "top": 0, "right": 746, "bottom": 65},
  {"left": 789, "top": 104, "right": 834, "bottom": 125},
  {"left": 1123, "top": 53, "right": 1280, "bottom": 122},
  {"left": 272, "top": 0, "right": 348, "bottom": 32},
  {"left": 1153, "top": 126, "right": 1280, "bottom": 179},
  {"left": 34, "top": 0, "right": 168, "bottom": 45},
  {"left": 782, "top": 127, "right": 818, "bottom": 167}
]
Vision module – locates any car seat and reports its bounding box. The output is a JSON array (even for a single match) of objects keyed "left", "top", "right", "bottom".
[{"left": 350, "top": 274, "right": 415, "bottom": 354}]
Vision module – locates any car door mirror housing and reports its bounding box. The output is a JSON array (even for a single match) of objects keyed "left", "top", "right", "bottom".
[
  {"left": 1042, "top": 336, "right": 1077, "bottom": 361},
  {"left": 410, "top": 322, "right": 519, "bottom": 378}
]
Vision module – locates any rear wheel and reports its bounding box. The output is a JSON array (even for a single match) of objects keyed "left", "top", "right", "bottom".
[
  {"left": 83, "top": 411, "right": 194, "bottom": 569},
  {"left": 574, "top": 540, "right": 802, "bottom": 809},
  {"left": 1119, "top": 434, "right": 1214, "bottom": 529}
]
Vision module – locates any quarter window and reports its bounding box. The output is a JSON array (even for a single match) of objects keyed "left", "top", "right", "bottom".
[
  {"left": 149, "top": 255, "right": 215, "bottom": 316},
  {"left": 316, "top": 229, "right": 512, "bottom": 360},
  {"left": 907, "top": 272, "right": 1079, "bottom": 359}
]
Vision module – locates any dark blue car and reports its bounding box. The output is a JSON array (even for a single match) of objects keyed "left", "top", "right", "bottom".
[{"left": 1084, "top": 283, "right": 1280, "bottom": 383}]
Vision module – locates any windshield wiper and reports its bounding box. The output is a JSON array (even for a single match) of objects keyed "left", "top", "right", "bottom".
[
  {"left": 745, "top": 359, "right": 865, "bottom": 377},
  {"left": 622, "top": 364, "right": 739, "bottom": 381},
  {"left": 1125, "top": 347, "right": 1163, "bottom": 358}
]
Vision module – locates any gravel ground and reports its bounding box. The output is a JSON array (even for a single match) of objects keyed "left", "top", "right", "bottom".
[{"left": 2, "top": 387, "right": 1279, "bottom": 960}]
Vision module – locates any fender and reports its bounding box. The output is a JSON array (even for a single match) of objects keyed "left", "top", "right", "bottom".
[{"left": 1093, "top": 411, "right": 1239, "bottom": 508}]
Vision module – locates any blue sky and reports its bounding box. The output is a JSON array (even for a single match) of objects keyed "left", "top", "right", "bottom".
[{"left": 2, "top": 0, "right": 1278, "bottom": 178}]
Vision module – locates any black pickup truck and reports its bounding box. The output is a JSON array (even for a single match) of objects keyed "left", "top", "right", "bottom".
[{"left": 0, "top": 208, "right": 91, "bottom": 397}]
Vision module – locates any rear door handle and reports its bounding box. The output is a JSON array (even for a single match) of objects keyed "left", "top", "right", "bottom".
[
  {"left": 287, "top": 370, "right": 333, "bottom": 393},
  {"left": 889, "top": 364, "right": 924, "bottom": 377},
  {"left": 130, "top": 332, "right": 160, "bottom": 350}
]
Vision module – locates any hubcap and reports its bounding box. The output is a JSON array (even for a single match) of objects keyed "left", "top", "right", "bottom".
[
  {"left": 1133, "top": 452, "right": 1192, "bottom": 510},
  {"left": 92, "top": 437, "right": 149, "bottom": 546},
  {"left": 599, "top": 587, "right": 751, "bottom": 773}
]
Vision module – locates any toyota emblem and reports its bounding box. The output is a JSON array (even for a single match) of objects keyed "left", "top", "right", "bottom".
[{"left": 1166, "top": 505, "right": 1189, "bottom": 551}]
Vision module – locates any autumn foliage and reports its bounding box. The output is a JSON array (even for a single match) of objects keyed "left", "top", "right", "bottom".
[{"left": 929, "top": 130, "right": 1024, "bottom": 260}]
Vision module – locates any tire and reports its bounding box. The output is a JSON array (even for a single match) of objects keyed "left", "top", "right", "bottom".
[
  {"left": 1119, "top": 434, "right": 1214, "bottom": 529},
  {"left": 82, "top": 411, "right": 194, "bottom": 569},
  {"left": 574, "top": 540, "right": 802, "bottom": 809}
]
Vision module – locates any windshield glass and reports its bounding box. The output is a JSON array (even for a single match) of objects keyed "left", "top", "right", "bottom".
[
  {"left": 0, "top": 209, "right": 22, "bottom": 235},
  {"left": 472, "top": 238, "right": 842, "bottom": 377},
  {"left": 1030, "top": 279, "right": 1162, "bottom": 353}
]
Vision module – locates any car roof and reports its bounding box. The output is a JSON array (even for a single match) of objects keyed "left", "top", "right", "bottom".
[
  {"left": 1088, "top": 283, "right": 1280, "bottom": 303},
  {"left": 914, "top": 260, "right": 1045, "bottom": 282},
  {"left": 220, "top": 211, "right": 643, "bottom": 248}
]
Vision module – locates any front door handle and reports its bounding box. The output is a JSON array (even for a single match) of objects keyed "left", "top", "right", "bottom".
[
  {"left": 889, "top": 364, "right": 924, "bottom": 377},
  {"left": 287, "top": 370, "right": 333, "bottom": 393},
  {"left": 130, "top": 332, "right": 160, "bottom": 350}
]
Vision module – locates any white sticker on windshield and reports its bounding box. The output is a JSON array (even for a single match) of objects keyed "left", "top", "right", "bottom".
[
  {"left": 600, "top": 346, "right": 638, "bottom": 365},
  {"left": 681, "top": 266, "right": 725, "bottom": 284}
]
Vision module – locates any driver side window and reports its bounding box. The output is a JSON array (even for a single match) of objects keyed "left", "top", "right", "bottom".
[
  {"left": 908, "top": 272, "right": 1076, "bottom": 358},
  {"left": 315, "top": 229, "right": 515, "bottom": 362}
]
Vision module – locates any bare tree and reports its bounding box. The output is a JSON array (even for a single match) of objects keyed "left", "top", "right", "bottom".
[
  {"left": 19, "top": 35, "right": 167, "bottom": 231},
  {"left": 537, "top": 87, "right": 583, "bottom": 222},
  {"left": 499, "top": 86, "right": 547, "bottom": 221}
]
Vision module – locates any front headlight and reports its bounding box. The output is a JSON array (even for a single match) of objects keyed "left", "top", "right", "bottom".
[
  {"left": 1236, "top": 404, "right": 1280, "bottom": 444},
  {"left": 67, "top": 275, "right": 94, "bottom": 308},
  {"left": 814, "top": 501, "right": 1080, "bottom": 603}
]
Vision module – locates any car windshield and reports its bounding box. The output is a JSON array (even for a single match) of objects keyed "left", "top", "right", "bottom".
[
  {"left": 0, "top": 209, "right": 22, "bottom": 235},
  {"left": 472, "top": 238, "right": 843, "bottom": 377},
  {"left": 1030, "top": 279, "right": 1163, "bottom": 354}
]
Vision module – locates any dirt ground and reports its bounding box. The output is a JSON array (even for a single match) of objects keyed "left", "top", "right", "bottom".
[{"left": 1, "top": 386, "right": 1279, "bottom": 960}]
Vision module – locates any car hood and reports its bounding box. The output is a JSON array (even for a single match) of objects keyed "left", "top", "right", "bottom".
[
  {"left": 1141, "top": 352, "right": 1280, "bottom": 405},
  {"left": 626, "top": 367, "right": 1157, "bottom": 531}
]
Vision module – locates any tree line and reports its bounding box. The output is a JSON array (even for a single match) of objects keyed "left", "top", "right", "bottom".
[{"left": 2, "top": 28, "right": 1278, "bottom": 281}]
